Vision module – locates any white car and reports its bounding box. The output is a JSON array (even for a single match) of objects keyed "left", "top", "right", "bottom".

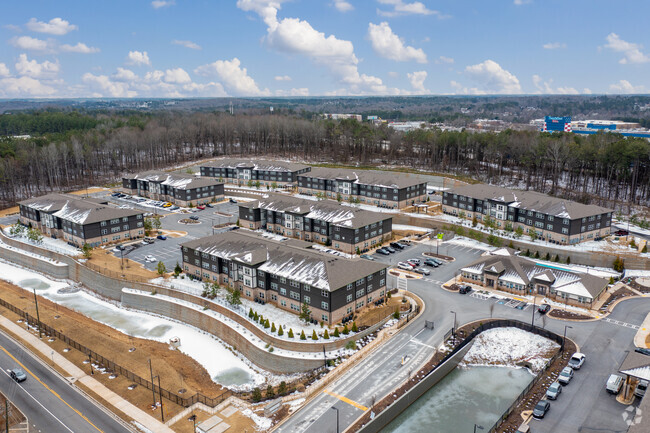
[
  {"left": 568, "top": 352, "right": 586, "bottom": 370},
  {"left": 397, "top": 262, "right": 415, "bottom": 271},
  {"left": 144, "top": 255, "right": 157, "bottom": 263}
]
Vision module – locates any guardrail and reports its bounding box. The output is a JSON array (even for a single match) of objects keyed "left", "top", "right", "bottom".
[{"left": 0, "top": 296, "right": 230, "bottom": 408}]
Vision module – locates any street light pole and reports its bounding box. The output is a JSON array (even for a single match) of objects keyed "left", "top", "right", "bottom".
[
  {"left": 450, "top": 310, "right": 457, "bottom": 338},
  {"left": 474, "top": 424, "right": 484, "bottom": 433},
  {"left": 157, "top": 375, "right": 164, "bottom": 422},
  {"left": 32, "top": 288, "right": 41, "bottom": 339},
  {"left": 562, "top": 325, "right": 572, "bottom": 352},
  {"left": 149, "top": 359, "right": 156, "bottom": 409},
  {"left": 330, "top": 406, "right": 339, "bottom": 433},
  {"left": 531, "top": 294, "right": 536, "bottom": 328}
]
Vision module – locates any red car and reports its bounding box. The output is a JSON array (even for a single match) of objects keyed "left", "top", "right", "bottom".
[{"left": 196, "top": 205, "right": 206, "bottom": 210}]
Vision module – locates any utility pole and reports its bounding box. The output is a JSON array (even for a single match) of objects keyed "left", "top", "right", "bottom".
[
  {"left": 5, "top": 398, "right": 9, "bottom": 433},
  {"left": 89, "top": 354, "right": 94, "bottom": 375},
  {"left": 157, "top": 375, "right": 164, "bottom": 422},
  {"left": 32, "top": 288, "right": 41, "bottom": 339},
  {"left": 149, "top": 359, "right": 156, "bottom": 409}
]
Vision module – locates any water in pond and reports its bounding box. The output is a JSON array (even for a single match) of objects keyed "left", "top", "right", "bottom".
[
  {"left": 1, "top": 263, "right": 263, "bottom": 389},
  {"left": 382, "top": 366, "right": 533, "bottom": 433}
]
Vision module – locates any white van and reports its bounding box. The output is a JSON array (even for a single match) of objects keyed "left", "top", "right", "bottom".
[
  {"left": 635, "top": 380, "right": 648, "bottom": 398},
  {"left": 606, "top": 374, "right": 624, "bottom": 394}
]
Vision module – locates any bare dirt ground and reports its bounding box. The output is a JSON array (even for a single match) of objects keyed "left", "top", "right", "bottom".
[
  {"left": 353, "top": 297, "right": 402, "bottom": 328},
  {"left": 0, "top": 280, "right": 226, "bottom": 422},
  {"left": 0, "top": 206, "right": 19, "bottom": 218},
  {"left": 68, "top": 187, "right": 110, "bottom": 196},
  {"left": 86, "top": 249, "right": 160, "bottom": 280},
  {"left": 393, "top": 229, "right": 426, "bottom": 238},
  {"left": 170, "top": 407, "right": 257, "bottom": 433}
]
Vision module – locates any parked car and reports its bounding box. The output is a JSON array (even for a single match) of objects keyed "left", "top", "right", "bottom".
[
  {"left": 385, "top": 246, "right": 396, "bottom": 253},
  {"left": 206, "top": 203, "right": 213, "bottom": 208},
  {"left": 229, "top": 198, "right": 237, "bottom": 203},
  {"left": 189, "top": 215, "right": 199, "bottom": 221},
  {"left": 635, "top": 380, "right": 648, "bottom": 398},
  {"left": 568, "top": 352, "right": 586, "bottom": 370},
  {"left": 376, "top": 248, "right": 390, "bottom": 255},
  {"left": 162, "top": 202, "right": 172, "bottom": 208},
  {"left": 112, "top": 245, "right": 125, "bottom": 252},
  {"left": 414, "top": 267, "right": 430, "bottom": 276},
  {"left": 157, "top": 235, "right": 167, "bottom": 240},
  {"left": 9, "top": 369, "right": 26, "bottom": 383},
  {"left": 546, "top": 381, "right": 562, "bottom": 400},
  {"left": 538, "top": 303, "right": 551, "bottom": 314},
  {"left": 144, "top": 255, "right": 156, "bottom": 263},
  {"left": 458, "top": 285, "right": 472, "bottom": 294},
  {"left": 390, "top": 242, "right": 405, "bottom": 250},
  {"left": 397, "top": 262, "right": 415, "bottom": 271},
  {"left": 169, "top": 205, "right": 179, "bottom": 211},
  {"left": 606, "top": 374, "right": 624, "bottom": 394},
  {"left": 532, "top": 400, "right": 550, "bottom": 419},
  {"left": 196, "top": 205, "right": 206, "bottom": 210},
  {"left": 111, "top": 192, "right": 121, "bottom": 197},
  {"left": 423, "top": 258, "right": 439, "bottom": 267},
  {"left": 635, "top": 347, "right": 650, "bottom": 356},
  {"left": 360, "top": 254, "right": 375, "bottom": 261},
  {"left": 407, "top": 258, "right": 421, "bottom": 266},
  {"left": 614, "top": 229, "right": 629, "bottom": 236},
  {"left": 558, "top": 367, "right": 574, "bottom": 385}
]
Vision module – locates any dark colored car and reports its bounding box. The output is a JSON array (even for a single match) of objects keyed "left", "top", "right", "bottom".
[
  {"left": 205, "top": 203, "right": 213, "bottom": 208},
  {"left": 390, "top": 242, "right": 405, "bottom": 250},
  {"left": 424, "top": 259, "right": 439, "bottom": 267},
  {"left": 459, "top": 285, "right": 472, "bottom": 294},
  {"left": 614, "top": 229, "right": 629, "bottom": 236},
  {"left": 157, "top": 235, "right": 167, "bottom": 240},
  {"left": 229, "top": 198, "right": 237, "bottom": 203},
  {"left": 538, "top": 303, "right": 551, "bottom": 314},
  {"left": 532, "top": 400, "right": 550, "bottom": 419},
  {"left": 10, "top": 369, "right": 26, "bottom": 383},
  {"left": 385, "top": 246, "right": 396, "bottom": 253},
  {"left": 189, "top": 216, "right": 199, "bottom": 221},
  {"left": 635, "top": 347, "right": 650, "bottom": 356},
  {"left": 376, "top": 248, "right": 390, "bottom": 255},
  {"left": 111, "top": 192, "right": 121, "bottom": 197}
]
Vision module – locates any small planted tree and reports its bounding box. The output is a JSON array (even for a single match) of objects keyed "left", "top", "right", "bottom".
[
  {"left": 534, "top": 251, "right": 540, "bottom": 259},
  {"left": 613, "top": 256, "right": 625, "bottom": 272},
  {"left": 251, "top": 387, "right": 262, "bottom": 402},
  {"left": 351, "top": 322, "right": 358, "bottom": 333},
  {"left": 471, "top": 216, "right": 478, "bottom": 227},
  {"left": 514, "top": 226, "right": 524, "bottom": 239},
  {"left": 264, "top": 319, "right": 270, "bottom": 329},
  {"left": 81, "top": 243, "right": 92, "bottom": 259},
  {"left": 288, "top": 328, "right": 294, "bottom": 338},
  {"left": 544, "top": 252, "right": 551, "bottom": 261},
  {"left": 157, "top": 261, "right": 166, "bottom": 276},
  {"left": 393, "top": 308, "right": 400, "bottom": 320},
  {"left": 278, "top": 381, "right": 287, "bottom": 395},
  {"left": 174, "top": 262, "right": 182, "bottom": 277},
  {"left": 266, "top": 385, "right": 275, "bottom": 398},
  {"left": 323, "top": 329, "right": 330, "bottom": 339},
  {"left": 299, "top": 302, "right": 311, "bottom": 323},
  {"left": 311, "top": 330, "right": 318, "bottom": 340},
  {"left": 227, "top": 288, "right": 242, "bottom": 307},
  {"left": 278, "top": 326, "right": 284, "bottom": 336},
  {"left": 249, "top": 308, "right": 254, "bottom": 318},
  {"left": 258, "top": 315, "right": 264, "bottom": 324},
  {"left": 253, "top": 311, "right": 259, "bottom": 321},
  {"left": 271, "top": 322, "right": 276, "bottom": 332},
  {"left": 566, "top": 256, "right": 571, "bottom": 264},
  {"left": 9, "top": 223, "right": 25, "bottom": 237},
  {"left": 333, "top": 327, "right": 340, "bottom": 338},
  {"left": 26, "top": 227, "right": 43, "bottom": 244},
  {"left": 342, "top": 324, "right": 349, "bottom": 335},
  {"left": 300, "top": 330, "right": 306, "bottom": 340}
]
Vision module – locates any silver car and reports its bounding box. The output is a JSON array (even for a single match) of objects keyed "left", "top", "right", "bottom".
[{"left": 546, "top": 381, "right": 562, "bottom": 400}]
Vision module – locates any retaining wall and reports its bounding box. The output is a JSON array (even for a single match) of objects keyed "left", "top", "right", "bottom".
[
  {"left": 121, "top": 290, "right": 323, "bottom": 374},
  {"left": 0, "top": 244, "right": 70, "bottom": 280}
]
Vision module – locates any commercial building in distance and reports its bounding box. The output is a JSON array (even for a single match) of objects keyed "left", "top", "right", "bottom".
[
  {"left": 122, "top": 172, "right": 224, "bottom": 207},
  {"left": 180, "top": 230, "right": 388, "bottom": 323},
  {"left": 297, "top": 167, "right": 427, "bottom": 209},
  {"left": 18, "top": 193, "right": 145, "bottom": 247},
  {"left": 199, "top": 159, "right": 311, "bottom": 187},
  {"left": 442, "top": 184, "right": 613, "bottom": 245},
  {"left": 460, "top": 248, "right": 608, "bottom": 308},
  {"left": 238, "top": 194, "right": 392, "bottom": 254}
]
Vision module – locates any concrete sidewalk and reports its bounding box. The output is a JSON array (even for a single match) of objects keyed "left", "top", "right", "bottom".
[{"left": 0, "top": 316, "right": 175, "bottom": 433}]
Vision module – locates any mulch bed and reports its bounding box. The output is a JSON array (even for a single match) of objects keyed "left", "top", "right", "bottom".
[
  {"left": 422, "top": 252, "right": 454, "bottom": 261},
  {"left": 548, "top": 309, "right": 592, "bottom": 320},
  {"left": 599, "top": 286, "right": 638, "bottom": 311},
  {"left": 447, "top": 283, "right": 461, "bottom": 292},
  {"left": 496, "top": 342, "right": 575, "bottom": 433},
  {"left": 179, "top": 219, "right": 200, "bottom": 224},
  {"left": 628, "top": 279, "right": 650, "bottom": 294}
]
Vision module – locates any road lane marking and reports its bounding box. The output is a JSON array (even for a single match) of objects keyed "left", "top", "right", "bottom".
[
  {"left": 0, "top": 344, "right": 104, "bottom": 432},
  {"left": 410, "top": 339, "right": 435, "bottom": 349},
  {"left": 604, "top": 318, "right": 640, "bottom": 330},
  {"left": 323, "top": 390, "right": 368, "bottom": 411}
]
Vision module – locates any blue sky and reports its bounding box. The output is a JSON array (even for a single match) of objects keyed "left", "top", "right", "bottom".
[{"left": 0, "top": 0, "right": 648, "bottom": 98}]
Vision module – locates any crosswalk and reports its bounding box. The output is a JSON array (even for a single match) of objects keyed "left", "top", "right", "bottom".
[
  {"left": 422, "top": 278, "right": 445, "bottom": 285},
  {"left": 603, "top": 317, "right": 640, "bottom": 330}
]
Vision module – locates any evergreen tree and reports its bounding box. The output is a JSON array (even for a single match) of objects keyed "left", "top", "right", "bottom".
[
  {"left": 300, "top": 330, "right": 307, "bottom": 340},
  {"left": 342, "top": 324, "right": 349, "bottom": 335},
  {"left": 351, "top": 322, "right": 358, "bottom": 332},
  {"left": 333, "top": 327, "right": 340, "bottom": 338},
  {"left": 271, "top": 323, "right": 276, "bottom": 332},
  {"left": 323, "top": 329, "right": 330, "bottom": 339},
  {"left": 311, "top": 330, "right": 318, "bottom": 340},
  {"left": 266, "top": 385, "right": 275, "bottom": 398},
  {"left": 278, "top": 326, "right": 284, "bottom": 336},
  {"left": 251, "top": 387, "right": 262, "bottom": 402},
  {"left": 249, "top": 308, "right": 254, "bottom": 318},
  {"left": 288, "top": 328, "right": 294, "bottom": 338}
]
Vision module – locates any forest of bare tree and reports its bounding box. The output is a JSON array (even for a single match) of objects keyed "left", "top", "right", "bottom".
[{"left": 0, "top": 111, "right": 648, "bottom": 211}]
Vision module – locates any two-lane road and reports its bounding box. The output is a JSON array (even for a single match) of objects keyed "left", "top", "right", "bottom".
[{"left": 0, "top": 329, "right": 133, "bottom": 433}]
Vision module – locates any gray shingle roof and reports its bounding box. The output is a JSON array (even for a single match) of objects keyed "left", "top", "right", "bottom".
[
  {"left": 125, "top": 171, "right": 220, "bottom": 190},
  {"left": 239, "top": 193, "right": 390, "bottom": 229},
  {"left": 180, "top": 230, "right": 387, "bottom": 292},
  {"left": 448, "top": 184, "right": 613, "bottom": 219},
  {"left": 19, "top": 193, "right": 143, "bottom": 225},
  {"left": 201, "top": 159, "right": 310, "bottom": 172},
  {"left": 301, "top": 167, "right": 426, "bottom": 189}
]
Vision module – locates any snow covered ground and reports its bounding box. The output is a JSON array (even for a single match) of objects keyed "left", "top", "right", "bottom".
[
  {"left": 3, "top": 227, "right": 81, "bottom": 256},
  {"left": 392, "top": 224, "right": 430, "bottom": 232},
  {"left": 459, "top": 327, "right": 560, "bottom": 373},
  {"left": 443, "top": 236, "right": 494, "bottom": 251}
]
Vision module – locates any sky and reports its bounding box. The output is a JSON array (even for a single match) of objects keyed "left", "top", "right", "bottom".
[{"left": 0, "top": 0, "right": 648, "bottom": 98}]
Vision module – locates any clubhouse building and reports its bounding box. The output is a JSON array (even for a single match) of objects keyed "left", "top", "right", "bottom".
[{"left": 122, "top": 171, "right": 224, "bottom": 207}]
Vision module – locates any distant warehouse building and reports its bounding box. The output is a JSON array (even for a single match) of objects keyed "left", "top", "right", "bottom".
[
  {"left": 200, "top": 159, "right": 311, "bottom": 188},
  {"left": 535, "top": 116, "right": 650, "bottom": 138},
  {"left": 18, "top": 193, "right": 145, "bottom": 247},
  {"left": 180, "top": 230, "right": 388, "bottom": 324},
  {"left": 238, "top": 194, "right": 392, "bottom": 254},
  {"left": 297, "top": 167, "right": 427, "bottom": 209},
  {"left": 122, "top": 172, "right": 224, "bottom": 207},
  {"left": 442, "top": 184, "right": 613, "bottom": 245}
]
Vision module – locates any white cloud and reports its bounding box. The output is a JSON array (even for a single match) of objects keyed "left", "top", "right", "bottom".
[
  {"left": 333, "top": 0, "right": 354, "bottom": 12},
  {"left": 60, "top": 42, "right": 100, "bottom": 54},
  {"left": 82, "top": 73, "right": 137, "bottom": 97},
  {"left": 377, "top": 0, "right": 445, "bottom": 18},
  {"left": 0, "top": 76, "right": 56, "bottom": 97},
  {"left": 15, "top": 54, "right": 59, "bottom": 78},
  {"left": 542, "top": 42, "right": 566, "bottom": 50},
  {"left": 195, "top": 57, "right": 270, "bottom": 96},
  {"left": 436, "top": 55, "right": 454, "bottom": 64},
  {"left": 604, "top": 33, "right": 650, "bottom": 64},
  {"left": 127, "top": 51, "right": 151, "bottom": 66},
  {"left": 237, "top": 0, "right": 391, "bottom": 94},
  {"left": 367, "top": 22, "right": 427, "bottom": 63},
  {"left": 0, "top": 63, "right": 10, "bottom": 77},
  {"left": 172, "top": 40, "right": 202, "bottom": 50},
  {"left": 26, "top": 17, "right": 77, "bottom": 35},
  {"left": 609, "top": 79, "right": 645, "bottom": 94},
  {"left": 151, "top": 0, "right": 175, "bottom": 9},
  {"left": 10, "top": 36, "right": 51, "bottom": 52},
  {"left": 407, "top": 70, "right": 428, "bottom": 93},
  {"left": 164, "top": 67, "right": 192, "bottom": 84},
  {"left": 111, "top": 67, "right": 138, "bottom": 82},
  {"left": 531, "top": 74, "right": 578, "bottom": 94},
  {"left": 275, "top": 87, "right": 309, "bottom": 96},
  {"left": 274, "top": 75, "right": 292, "bottom": 81},
  {"left": 464, "top": 60, "right": 521, "bottom": 94}
]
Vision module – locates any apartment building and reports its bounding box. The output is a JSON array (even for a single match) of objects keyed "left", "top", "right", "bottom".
[
  {"left": 297, "top": 167, "right": 427, "bottom": 209},
  {"left": 200, "top": 159, "right": 311, "bottom": 187},
  {"left": 180, "top": 230, "right": 388, "bottom": 324},
  {"left": 238, "top": 194, "right": 392, "bottom": 254},
  {"left": 459, "top": 248, "right": 608, "bottom": 308},
  {"left": 442, "top": 184, "right": 613, "bottom": 245},
  {"left": 18, "top": 193, "right": 145, "bottom": 247},
  {"left": 122, "top": 171, "right": 224, "bottom": 206}
]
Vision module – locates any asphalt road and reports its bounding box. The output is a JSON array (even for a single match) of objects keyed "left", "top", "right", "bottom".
[
  {"left": 278, "top": 240, "right": 650, "bottom": 433},
  {"left": 0, "top": 329, "right": 132, "bottom": 433}
]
